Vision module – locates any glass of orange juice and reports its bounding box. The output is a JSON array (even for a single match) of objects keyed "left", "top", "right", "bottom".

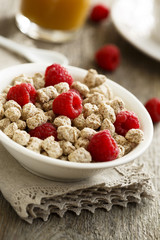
[{"left": 16, "top": 0, "right": 91, "bottom": 43}]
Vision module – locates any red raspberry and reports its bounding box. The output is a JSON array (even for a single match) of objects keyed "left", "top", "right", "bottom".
[
  {"left": 90, "top": 4, "right": 110, "bottom": 22},
  {"left": 7, "top": 83, "right": 37, "bottom": 107},
  {"left": 29, "top": 123, "right": 57, "bottom": 140},
  {"left": 145, "top": 97, "right": 160, "bottom": 123},
  {"left": 114, "top": 111, "right": 140, "bottom": 136},
  {"left": 52, "top": 91, "right": 82, "bottom": 119},
  {"left": 95, "top": 44, "right": 120, "bottom": 71},
  {"left": 45, "top": 64, "right": 73, "bottom": 87},
  {"left": 87, "top": 130, "right": 119, "bottom": 162}
]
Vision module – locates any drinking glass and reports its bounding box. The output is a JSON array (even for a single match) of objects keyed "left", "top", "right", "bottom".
[{"left": 16, "top": 0, "right": 91, "bottom": 43}]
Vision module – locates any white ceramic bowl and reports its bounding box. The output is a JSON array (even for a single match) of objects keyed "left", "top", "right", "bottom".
[{"left": 0, "top": 63, "right": 153, "bottom": 181}]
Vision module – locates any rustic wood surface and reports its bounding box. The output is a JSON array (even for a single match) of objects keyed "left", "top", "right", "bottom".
[{"left": 0, "top": 0, "right": 159, "bottom": 239}]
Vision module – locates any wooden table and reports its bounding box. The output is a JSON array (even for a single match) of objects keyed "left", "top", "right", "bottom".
[{"left": 0, "top": 0, "right": 159, "bottom": 239}]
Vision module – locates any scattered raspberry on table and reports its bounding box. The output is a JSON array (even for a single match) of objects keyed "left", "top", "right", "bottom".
[
  {"left": 114, "top": 110, "right": 140, "bottom": 136},
  {"left": 7, "top": 83, "right": 37, "bottom": 107},
  {"left": 90, "top": 4, "right": 110, "bottom": 22},
  {"left": 29, "top": 122, "right": 57, "bottom": 140},
  {"left": 45, "top": 64, "right": 73, "bottom": 87},
  {"left": 52, "top": 91, "right": 82, "bottom": 119},
  {"left": 145, "top": 97, "right": 160, "bottom": 123},
  {"left": 95, "top": 44, "right": 120, "bottom": 71},
  {"left": 87, "top": 129, "right": 119, "bottom": 162}
]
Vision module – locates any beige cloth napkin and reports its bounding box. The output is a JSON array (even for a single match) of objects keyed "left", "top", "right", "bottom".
[{"left": 0, "top": 143, "right": 154, "bottom": 224}]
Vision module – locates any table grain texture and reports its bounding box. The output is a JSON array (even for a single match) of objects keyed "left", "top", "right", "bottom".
[{"left": 0, "top": 0, "right": 159, "bottom": 239}]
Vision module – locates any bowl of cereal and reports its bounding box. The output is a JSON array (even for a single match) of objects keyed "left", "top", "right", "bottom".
[{"left": 0, "top": 63, "right": 153, "bottom": 181}]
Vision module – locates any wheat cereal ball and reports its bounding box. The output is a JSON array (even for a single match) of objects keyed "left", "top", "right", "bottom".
[
  {"left": 68, "top": 147, "right": 92, "bottom": 163},
  {"left": 54, "top": 116, "right": 71, "bottom": 127},
  {"left": 0, "top": 118, "right": 11, "bottom": 131},
  {"left": 3, "top": 122, "right": 18, "bottom": 138},
  {"left": 80, "top": 127, "right": 96, "bottom": 140},
  {"left": 57, "top": 126, "right": 80, "bottom": 143},
  {"left": 125, "top": 129, "right": 144, "bottom": 144},
  {"left": 12, "top": 129, "right": 30, "bottom": 146},
  {"left": 42, "top": 136, "right": 63, "bottom": 158},
  {"left": 4, "top": 107, "right": 21, "bottom": 122},
  {"left": 73, "top": 113, "right": 86, "bottom": 130}
]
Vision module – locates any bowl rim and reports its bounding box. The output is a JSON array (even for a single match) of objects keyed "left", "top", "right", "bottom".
[{"left": 0, "top": 63, "right": 154, "bottom": 170}]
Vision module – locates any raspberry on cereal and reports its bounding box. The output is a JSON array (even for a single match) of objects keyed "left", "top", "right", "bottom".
[
  {"left": 7, "top": 83, "right": 37, "bottom": 107},
  {"left": 145, "top": 97, "right": 160, "bottom": 123},
  {"left": 29, "top": 122, "right": 57, "bottom": 140},
  {"left": 53, "top": 91, "right": 82, "bottom": 119},
  {"left": 45, "top": 64, "right": 73, "bottom": 87},
  {"left": 114, "top": 111, "right": 140, "bottom": 136},
  {"left": 87, "top": 130, "right": 119, "bottom": 162}
]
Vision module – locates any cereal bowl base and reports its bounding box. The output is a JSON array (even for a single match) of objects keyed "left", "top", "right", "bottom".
[{"left": 0, "top": 63, "right": 153, "bottom": 181}]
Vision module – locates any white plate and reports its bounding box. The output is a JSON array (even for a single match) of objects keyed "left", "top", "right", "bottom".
[
  {"left": 0, "top": 63, "right": 153, "bottom": 181},
  {"left": 111, "top": 0, "right": 160, "bottom": 61}
]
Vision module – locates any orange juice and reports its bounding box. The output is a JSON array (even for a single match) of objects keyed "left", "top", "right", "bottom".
[{"left": 20, "top": 0, "right": 90, "bottom": 31}]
